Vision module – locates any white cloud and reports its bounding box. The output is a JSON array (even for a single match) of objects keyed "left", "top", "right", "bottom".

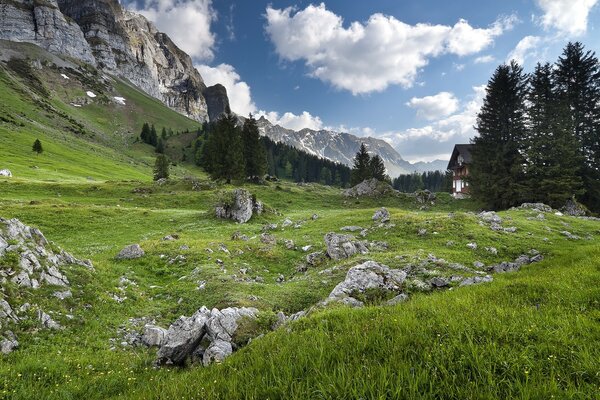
[
  {"left": 474, "top": 55, "right": 495, "bottom": 64},
  {"left": 196, "top": 64, "right": 256, "bottom": 116},
  {"left": 265, "top": 3, "right": 516, "bottom": 94},
  {"left": 536, "top": 0, "right": 598, "bottom": 36},
  {"left": 383, "top": 85, "right": 486, "bottom": 160},
  {"left": 126, "top": 0, "right": 216, "bottom": 61},
  {"left": 406, "top": 92, "right": 459, "bottom": 120},
  {"left": 506, "top": 36, "right": 542, "bottom": 65},
  {"left": 257, "top": 110, "right": 324, "bottom": 131}
]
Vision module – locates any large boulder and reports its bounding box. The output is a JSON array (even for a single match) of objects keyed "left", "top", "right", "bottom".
[
  {"left": 326, "top": 261, "right": 407, "bottom": 305},
  {"left": 372, "top": 208, "right": 390, "bottom": 223},
  {"left": 215, "top": 189, "right": 261, "bottom": 224},
  {"left": 116, "top": 244, "right": 144, "bottom": 260},
  {"left": 343, "top": 179, "right": 395, "bottom": 198},
  {"left": 324, "top": 233, "right": 368, "bottom": 261},
  {"left": 156, "top": 307, "right": 212, "bottom": 365}
]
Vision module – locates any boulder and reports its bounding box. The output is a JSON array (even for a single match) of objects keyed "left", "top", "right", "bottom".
[
  {"left": 142, "top": 325, "right": 168, "bottom": 347},
  {"left": 0, "top": 169, "right": 12, "bottom": 177},
  {"left": 562, "top": 199, "right": 587, "bottom": 217},
  {"left": 260, "top": 233, "right": 276, "bottom": 245},
  {"left": 343, "top": 179, "right": 395, "bottom": 198},
  {"left": 282, "top": 218, "right": 293, "bottom": 228},
  {"left": 415, "top": 190, "right": 436, "bottom": 204},
  {"left": 324, "top": 233, "right": 368, "bottom": 261},
  {"left": 478, "top": 211, "right": 502, "bottom": 224},
  {"left": 38, "top": 310, "right": 62, "bottom": 330},
  {"left": 215, "top": 189, "right": 261, "bottom": 224},
  {"left": 518, "top": 203, "right": 553, "bottom": 213},
  {"left": 372, "top": 207, "right": 390, "bottom": 223},
  {"left": 327, "top": 261, "right": 407, "bottom": 304},
  {"left": 116, "top": 244, "right": 145, "bottom": 260},
  {"left": 202, "top": 339, "right": 232, "bottom": 366},
  {"left": 0, "top": 331, "right": 18, "bottom": 355},
  {"left": 306, "top": 251, "right": 326, "bottom": 266},
  {"left": 386, "top": 293, "right": 409, "bottom": 305},
  {"left": 459, "top": 275, "right": 493, "bottom": 286},
  {"left": 156, "top": 307, "right": 212, "bottom": 365}
]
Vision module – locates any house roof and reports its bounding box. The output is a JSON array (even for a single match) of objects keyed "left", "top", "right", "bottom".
[{"left": 447, "top": 144, "right": 473, "bottom": 170}]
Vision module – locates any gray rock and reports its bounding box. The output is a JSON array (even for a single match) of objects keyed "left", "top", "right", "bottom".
[
  {"left": 343, "top": 179, "right": 395, "bottom": 198},
  {"left": 260, "top": 233, "right": 276, "bottom": 245},
  {"left": 561, "top": 231, "right": 580, "bottom": 240},
  {"left": 231, "top": 231, "right": 249, "bottom": 241},
  {"left": 202, "top": 339, "right": 232, "bottom": 366},
  {"left": 0, "top": 169, "right": 12, "bottom": 177},
  {"left": 0, "top": 331, "right": 18, "bottom": 355},
  {"left": 142, "top": 325, "right": 168, "bottom": 347},
  {"left": 0, "top": 300, "right": 18, "bottom": 322},
  {"left": 485, "top": 247, "right": 498, "bottom": 255},
  {"left": 311, "top": 214, "right": 319, "bottom": 220},
  {"left": 372, "top": 207, "right": 390, "bottom": 223},
  {"left": 204, "top": 307, "right": 258, "bottom": 343},
  {"left": 478, "top": 211, "right": 502, "bottom": 224},
  {"left": 386, "top": 293, "right": 409, "bottom": 305},
  {"left": 38, "top": 310, "right": 61, "bottom": 330},
  {"left": 284, "top": 239, "right": 295, "bottom": 250},
  {"left": 306, "top": 251, "right": 326, "bottom": 266},
  {"left": 324, "top": 233, "right": 368, "bottom": 261},
  {"left": 156, "top": 307, "right": 211, "bottom": 365},
  {"left": 301, "top": 245, "right": 313, "bottom": 252},
  {"left": 215, "top": 189, "right": 261, "bottom": 224},
  {"left": 116, "top": 244, "right": 144, "bottom": 260},
  {"left": 519, "top": 203, "right": 553, "bottom": 213},
  {"left": 466, "top": 242, "right": 478, "bottom": 250},
  {"left": 53, "top": 290, "right": 72, "bottom": 300},
  {"left": 340, "top": 226, "right": 363, "bottom": 232},
  {"left": 282, "top": 218, "right": 293, "bottom": 228},
  {"left": 562, "top": 199, "right": 587, "bottom": 216},
  {"left": 459, "top": 275, "right": 493, "bottom": 286},
  {"left": 415, "top": 190, "right": 436, "bottom": 204},
  {"left": 430, "top": 277, "right": 449, "bottom": 288}
]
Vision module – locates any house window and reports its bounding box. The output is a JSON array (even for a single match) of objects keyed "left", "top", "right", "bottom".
[{"left": 458, "top": 155, "right": 464, "bottom": 165}]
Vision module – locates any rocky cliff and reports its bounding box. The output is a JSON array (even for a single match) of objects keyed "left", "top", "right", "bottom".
[{"left": 0, "top": 0, "right": 216, "bottom": 122}]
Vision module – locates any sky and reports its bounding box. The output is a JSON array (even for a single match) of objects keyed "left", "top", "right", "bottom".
[{"left": 121, "top": 0, "right": 600, "bottom": 162}]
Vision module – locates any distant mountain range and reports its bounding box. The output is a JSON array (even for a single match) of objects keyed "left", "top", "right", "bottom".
[{"left": 256, "top": 117, "right": 448, "bottom": 176}]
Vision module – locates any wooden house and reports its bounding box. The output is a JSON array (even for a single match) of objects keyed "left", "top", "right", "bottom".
[{"left": 447, "top": 144, "right": 473, "bottom": 196}]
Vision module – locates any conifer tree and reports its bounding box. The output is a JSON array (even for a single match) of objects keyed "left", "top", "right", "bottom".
[
  {"left": 369, "top": 154, "right": 387, "bottom": 181},
  {"left": 242, "top": 114, "right": 267, "bottom": 179},
  {"left": 553, "top": 42, "right": 600, "bottom": 211},
  {"left": 156, "top": 138, "right": 165, "bottom": 154},
  {"left": 153, "top": 154, "right": 169, "bottom": 181},
  {"left": 32, "top": 139, "right": 43, "bottom": 154},
  {"left": 161, "top": 127, "right": 167, "bottom": 140},
  {"left": 140, "top": 123, "right": 150, "bottom": 143},
  {"left": 149, "top": 124, "right": 158, "bottom": 146},
  {"left": 470, "top": 62, "right": 529, "bottom": 209},
  {"left": 205, "top": 113, "right": 245, "bottom": 183},
  {"left": 351, "top": 143, "right": 371, "bottom": 185}
]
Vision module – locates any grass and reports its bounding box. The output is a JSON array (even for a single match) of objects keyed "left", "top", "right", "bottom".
[{"left": 0, "top": 45, "right": 599, "bottom": 399}]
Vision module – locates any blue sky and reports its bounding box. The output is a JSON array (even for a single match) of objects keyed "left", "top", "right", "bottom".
[{"left": 122, "top": 0, "right": 600, "bottom": 161}]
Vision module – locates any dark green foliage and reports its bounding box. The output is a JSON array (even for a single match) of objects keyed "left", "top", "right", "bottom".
[
  {"left": 161, "top": 127, "right": 167, "bottom": 140},
  {"left": 153, "top": 154, "right": 169, "bottom": 181},
  {"left": 470, "top": 62, "right": 529, "bottom": 209},
  {"left": 393, "top": 170, "right": 452, "bottom": 193},
  {"left": 351, "top": 143, "right": 371, "bottom": 185},
  {"left": 369, "top": 155, "right": 387, "bottom": 182},
  {"left": 32, "top": 138, "right": 43, "bottom": 154},
  {"left": 242, "top": 114, "right": 268, "bottom": 179},
  {"left": 204, "top": 113, "right": 245, "bottom": 183},
  {"left": 155, "top": 138, "right": 165, "bottom": 154}
]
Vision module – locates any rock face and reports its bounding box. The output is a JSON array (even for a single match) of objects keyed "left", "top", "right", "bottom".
[
  {"left": 0, "top": 0, "right": 224, "bottom": 123},
  {"left": 215, "top": 189, "right": 262, "bottom": 224},
  {"left": 562, "top": 199, "right": 587, "bottom": 216},
  {"left": 324, "top": 233, "right": 368, "bottom": 261},
  {"left": 202, "top": 84, "right": 230, "bottom": 122},
  {"left": 155, "top": 306, "right": 258, "bottom": 366},
  {"left": 115, "top": 244, "right": 144, "bottom": 260},
  {"left": 343, "top": 179, "right": 395, "bottom": 198},
  {"left": 0, "top": 217, "right": 92, "bottom": 290},
  {"left": 326, "top": 261, "right": 407, "bottom": 306}
]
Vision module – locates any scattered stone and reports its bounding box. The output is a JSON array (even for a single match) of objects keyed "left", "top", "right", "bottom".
[
  {"left": 485, "top": 247, "right": 498, "bottom": 255},
  {"left": 218, "top": 244, "right": 230, "bottom": 254},
  {"left": 368, "top": 241, "right": 389, "bottom": 251},
  {"left": 215, "top": 189, "right": 262, "bottom": 224},
  {"left": 446, "top": 241, "right": 455, "bottom": 247},
  {"left": 343, "top": 179, "right": 395, "bottom": 198},
  {"left": 282, "top": 218, "right": 293, "bottom": 228},
  {"left": 53, "top": 290, "right": 72, "bottom": 300},
  {"left": 385, "top": 293, "right": 409, "bottom": 305},
  {"left": 284, "top": 239, "right": 295, "bottom": 250},
  {"left": 38, "top": 310, "right": 61, "bottom": 330},
  {"left": 162, "top": 234, "right": 179, "bottom": 241},
  {"left": 260, "top": 233, "right": 276, "bottom": 245},
  {"left": 306, "top": 251, "right": 326, "bottom": 266},
  {"left": 324, "top": 232, "right": 368, "bottom": 261},
  {"left": 231, "top": 231, "right": 249, "bottom": 241},
  {"left": 562, "top": 199, "right": 587, "bottom": 217},
  {"left": 116, "top": 244, "right": 144, "bottom": 260},
  {"left": 430, "top": 277, "right": 449, "bottom": 288},
  {"left": 478, "top": 211, "right": 502, "bottom": 224},
  {"left": 0, "top": 169, "right": 12, "bottom": 178},
  {"left": 415, "top": 190, "right": 436, "bottom": 204},
  {"left": 301, "top": 245, "right": 312, "bottom": 252},
  {"left": 466, "top": 242, "right": 477, "bottom": 250},
  {"left": 340, "top": 226, "right": 363, "bottom": 232},
  {"left": 156, "top": 307, "right": 212, "bottom": 365},
  {"left": 311, "top": 214, "right": 319, "bottom": 220},
  {"left": 459, "top": 275, "right": 493, "bottom": 286},
  {"left": 180, "top": 245, "right": 190, "bottom": 251},
  {"left": 417, "top": 229, "right": 427, "bottom": 236},
  {"left": 518, "top": 203, "right": 553, "bottom": 213},
  {"left": 503, "top": 226, "right": 518, "bottom": 233},
  {"left": 276, "top": 274, "right": 285, "bottom": 283},
  {"left": 372, "top": 207, "right": 390, "bottom": 223},
  {"left": 0, "top": 331, "right": 18, "bottom": 354},
  {"left": 561, "top": 231, "right": 580, "bottom": 240},
  {"left": 473, "top": 261, "right": 485, "bottom": 269},
  {"left": 0, "top": 300, "right": 18, "bottom": 322},
  {"left": 263, "top": 223, "right": 278, "bottom": 231},
  {"left": 142, "top": 325, "right": 168, "bottom": 347}
]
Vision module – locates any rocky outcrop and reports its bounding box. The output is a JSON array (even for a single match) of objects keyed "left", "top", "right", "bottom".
[
  {"left": 215, "top": 189, "right": 262, "bottom": 224},
  {"left": 325, "top": 261, "right": 407, "bottom": 307},
  {"left": 203, "top": 84, "right": 230, "bottom": 122},
  {"left": 0, "top": 331, "right": 18, "bottom": 355},
  {"left": 343, "top": 179, "right": 395, "bottom": 198},
  {"left": 324, "top": 233, "right": 368, "bottom": 261},
  {"left": 0, "top": 0, "right": 96, "bottom": 65},
  {"left": 115, "top": 244, "right": 144, "bottom": 260},
  {"left": 372, "top": 208, "right": 390, "bottom": 223},
  {"left": 154, "top": 306, "right": 258, "bottom": 367},
  {"left": 562, "top": 199, "right": 587, "bottom": 217}
]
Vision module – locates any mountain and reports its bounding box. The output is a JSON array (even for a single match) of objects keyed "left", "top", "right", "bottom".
[
  {"left": 255, "top": 116, "right": 447, "bottom": 176},
  {"left": 0, "top": 0, "right": 228, "bottom": 123}
]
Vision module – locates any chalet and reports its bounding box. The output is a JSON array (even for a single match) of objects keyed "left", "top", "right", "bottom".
[{"left": 447, "top": 144, "right": 473, "bottom": 197}]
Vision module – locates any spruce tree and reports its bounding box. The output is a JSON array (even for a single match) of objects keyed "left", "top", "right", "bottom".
[
  {"left": 153, "top": 154, "right": 169, "bottom": 181},
  {"left": 206, "top": 113, "right": 245, "bottom": 183},
  {"left": 149, "top": 124, "right": 158, "bottom": 146},
  {"left": 553, "top": 42, "right": 600, "bottom": 211},
  {"left": 161, "top": 127, "right": 167, "bottom": 140},
  {"left": 351, "top": 143, "right": 371, "bottom": 185},
  {"left": 140, "top": 123, "right": 150, "bottom": 143},
  {"left": 242, "top": 114, "right": 267, "bottom": 179},
  {"left": 470, "top": 62, "right": 529, "bottom": 210},
  {"left": 156, "top": 138, "right": 165, "bottom": 154},
  {"left": 368, "top": 154, "right": 387, "bottom": 181},
  {"left": 32, "top": 139, "right": 43, "bottom": 154}
]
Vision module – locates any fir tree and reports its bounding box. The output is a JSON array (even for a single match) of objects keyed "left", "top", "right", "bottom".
[
  {"left": 242, "top": 114, "right": 267, "bottom": 179},
  {"left": 351, "top": 143, "right": 371, "bottom": 185},
  {"left": 140, "top": 123, "right": 150, "bottom": 143},
  {"left": 205, "top": 113, "right": 245, "bottom": 183},
  {"left": 149, "top": 125, "right": 158, "bottom": 146},
  {"left": 161, "top": 127, "right": 167, "bottom": 140},
  {"left": 156, "top": 138, "right": 165, "bottom": 154},
  {"left": 32, "top": 139, "right": 43, "bottom": 154},
  {"left": 153, "top": 154, "right": 169, "bottom": 181},
  {"left": 470, "top": 62, "right": 529, "bottom": 210},
  {"left": 369, "top": 154, "right": 387, "bottom": 181}
]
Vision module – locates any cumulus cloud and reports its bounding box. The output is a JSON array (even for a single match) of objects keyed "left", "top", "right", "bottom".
[
  {"left": 474, "top": 55, "right": 495, "bottom": 64},
  {"left": 196, "top": 63, "right": 256, "bottom": 116},
  {"left": 406, "top": 92, "right": 459, "bottom": 120},
  {"left": 257, "top": 110, "right": 324, "bottom": 131},
  {"left": 506, "top": 36, "right": 542, "bottom": 65},
  {"left": 536, "top": 0, "right": 598, "bottom": 36},
  {"left": 265, "top": 3, "right": 516, "bottom": 94},
  {"left": 383, "top": 85, "right": 486, "bottom": 161},
  {"left": 126, "top": 0, "right": 216, "bottom": 61}
]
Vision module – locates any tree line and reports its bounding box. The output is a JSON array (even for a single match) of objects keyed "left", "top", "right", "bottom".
[
  {"left": 140, "top": 123, "right": 198, "bottom": 155},
  {"left": 392, "top": 170, "right": 452, "bottom": 193},
  {"left": 471, "top": 42, "right": 600, "bottom": 212}
]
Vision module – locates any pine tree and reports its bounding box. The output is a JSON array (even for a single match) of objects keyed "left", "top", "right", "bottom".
[
  {"left": 161, "top": 127, "right": 167, "bottom": 140},
  {"left": 156, "top": 138, "right": 165, "bottom": 154},
  {"left": 242, "top": 114, "right": 267, "bottom": 179},
  {"left": 205, "top": 113, "right": 245, "bottom": 183},
  {"left": 32, "top": 139, "right": 43, "bottom": 154},
  {"left": 149, "top": 125, "right": 158, "bottom": 146},
  {"left": 553, "top": 42, "right": 600, "bottom": 211},
  {"left": 525, "top": 63, "right": 583, "bottom": 207},
  {"left": 470, "top": 62, "right": 529, "bottom": 210},
  {"left": 351, "top": 143, "right": 371, "bottom": 185},
  {"left": 140, "top": 123, "right": 150, "bottom": 143},
  {"left": 369, "top": 154, "right": 387, "bottom": 181},
  {"left": 153, "top": 154, "right": 169, "bottom": 181}
]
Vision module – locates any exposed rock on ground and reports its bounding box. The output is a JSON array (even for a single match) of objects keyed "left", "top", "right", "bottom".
[
  {"left": 0, "top": 331, "right": 18, "bottom": 355},
  {"left": 415, "top": 190, "right": 436, "bottom": 204},
  {"left": 0, "top": 169, "right": 12, "bottom": 177},
  {"left": 116, "top": 244, "right": 144, "bottom": 260},
  {"left": 517, "top": 203, "right": 553, "bottom": 213},
  {"left": 215, "top": 189, "right": 262, "bottom": 224},
  {"left": 562, "top": 199, "right": 588, "bottom": 217},
  {"left": 343, "top": 179, "right": 395, "bottom": 198},
  {"left": 372, "top": 208, "right": 390, "bottom": 223},
  {"left": 324, "top": 233, "right": 368, "bottom": 261}
]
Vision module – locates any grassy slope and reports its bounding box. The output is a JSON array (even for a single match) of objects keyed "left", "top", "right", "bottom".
[{"left": 0, "top": 43, "right": 598, "bottom": 399}]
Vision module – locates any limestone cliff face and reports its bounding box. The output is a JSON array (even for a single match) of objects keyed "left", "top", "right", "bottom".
[
  {"left": 0, "top": 0, "right": 220, "bottom": 123},
  {"left": 0, "top": 0, "right": 96, "bottom": 65},
  {"left": 203, "top": 84, "right": 230, "bottom": 122}
]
